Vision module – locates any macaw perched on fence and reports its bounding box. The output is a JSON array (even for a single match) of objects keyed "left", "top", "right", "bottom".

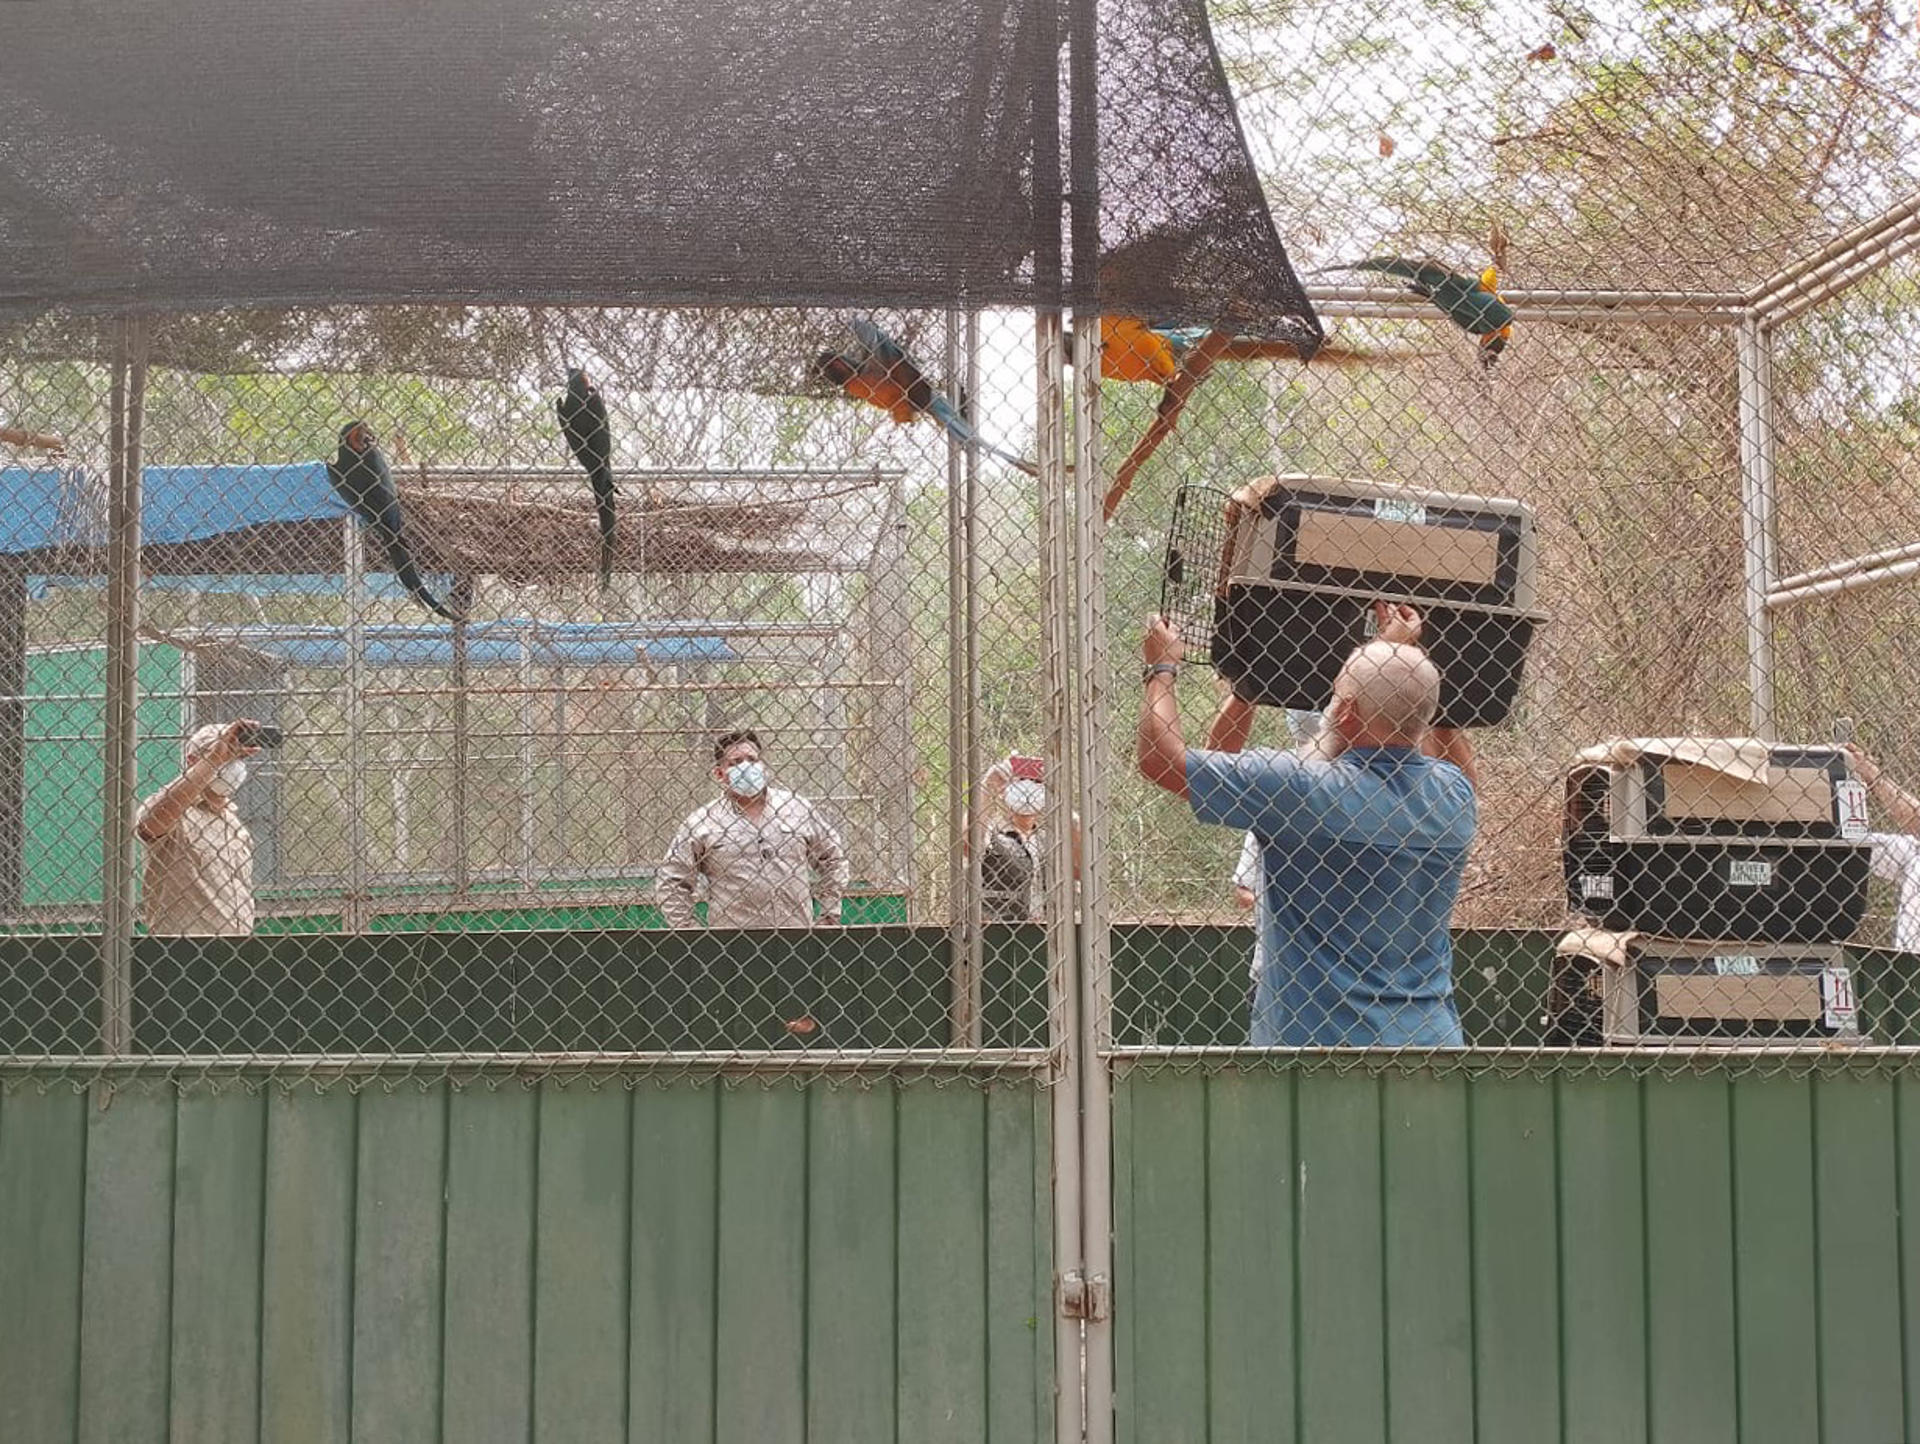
[
  {"left": 329, "top": 420, "right": 458, "bottom": 619},
  {"left": 1097, "top": 322, "right": 1419, "bottom": 521},
  {"left": 556, "top": 367, "right": 619, "bottom": 591},
  {"left": 814, "top": 319, "right": 1036, "bottom": 474},
  {"left": 1320, "top": 257, "right": 1514, "bottom": 369}
]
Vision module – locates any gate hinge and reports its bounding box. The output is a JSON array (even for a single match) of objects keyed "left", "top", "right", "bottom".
[{"left": 1060, "top": 1269, "right": 1111, "bottom": 1322}]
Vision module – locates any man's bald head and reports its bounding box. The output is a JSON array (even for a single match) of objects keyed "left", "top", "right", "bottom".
[{"left": 1331, "top": 640, "right": 1441, "bottom": 746}]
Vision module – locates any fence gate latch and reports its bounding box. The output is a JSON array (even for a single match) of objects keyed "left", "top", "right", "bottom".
[{"left": 1060, "top": 1269, "right": 1110, "bottom": 1322}]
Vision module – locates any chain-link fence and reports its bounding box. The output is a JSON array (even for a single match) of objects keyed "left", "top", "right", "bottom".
[
  {"left": 0, "top": 308, "right": 1082, "bottom": 1082},
  {"left": 1095, "top": 0, "right": 1920, "bottom": 1069},
  {"left": 3, "top": 1, "right": 1920, "bottom": 1084}
]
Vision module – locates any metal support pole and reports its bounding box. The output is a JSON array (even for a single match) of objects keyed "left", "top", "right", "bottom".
[
  {"left": 101, "top": 317, "right": 148, "bottom": 1053},
  {"left": 450, "top": 575, "right": 475, "bottom": 898},
  {"left": 1038, "top": 311, "right": 1087, "bottom": 1444},
  {"left": 1070, "top": 312, "right": 1115, "bottom": 1444},
  {"left": 946, "top": 311, "right": 985, "bottom": 1042},
  {"left": 946, "top": 310, "right": 968, "bottom": 1002},
  {"left": 1772, "top": 538, "right": 1920, "bottom": 598},
  {"left": 1736, "top": 315, "right": 1779, "bottom": 740},
  {"left": 1306, "top": 284, "right": 1750, "bottom": 326},
  {"left": 1769, "top": 554, "right": 1920, "bottom": 609},
  {"left": 866, "top": 471, "right": 914, "bottom": 906},
  {"left": 961, "top": 311, "right": 983, "bottom": 1023},
  {"left": 0, "top": 560, "right": 27, "bottom": 917},
  {"left": 518, "top": 620, "right": 537, "bottom": 892},
  {"left": 343, "top": 516, "right": 370, "bottom": 932},
  {"left": 1747, "top": 189, "right": 1920, "bottom": 320}
]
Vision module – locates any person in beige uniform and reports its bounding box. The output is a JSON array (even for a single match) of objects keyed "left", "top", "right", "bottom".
[
  {"left": 660, "top": 729, "right": 849, "bottom": 929},
  {"left": 134, "top": 720, "right": 263, "bottom": 936}
]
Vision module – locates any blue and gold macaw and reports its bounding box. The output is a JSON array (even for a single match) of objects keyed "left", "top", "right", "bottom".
[
  {"left": 1096, "top": 320, "right": 1415, "bottom": 520},
  {"left": 814, "top": 319, "right": 1036, "bottom": 473},
  {"left": 1320, "top": 258, "right": 1514, "bottom": 369}
]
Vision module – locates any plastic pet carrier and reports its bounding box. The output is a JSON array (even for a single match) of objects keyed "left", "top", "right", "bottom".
[
  {"left": 1547, "top": 931, "right": 1863, "bottom": 1045},
  {"left": 1562, "top": 739, "right": 1873, "bottom": 944},
  {"left": 1160, "top": 474, "right": 1546, "bottom": 728}
]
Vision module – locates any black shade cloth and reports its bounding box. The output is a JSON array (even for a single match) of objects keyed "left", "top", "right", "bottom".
[{"left": 0, "top": 0, "right": 1318, "bottom": 344}]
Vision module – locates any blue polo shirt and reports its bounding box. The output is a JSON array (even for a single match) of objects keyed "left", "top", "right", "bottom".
[{"left": 1187, "top": 745, "right": 1476, "bottom": 1047}]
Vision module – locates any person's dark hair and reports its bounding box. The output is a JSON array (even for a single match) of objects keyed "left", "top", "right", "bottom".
[{"left": 713, "top": 728, "right": 762, "bottom": 764}]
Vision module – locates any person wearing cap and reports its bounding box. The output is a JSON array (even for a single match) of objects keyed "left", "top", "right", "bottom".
[
  {"left": 1138, "top": 603, "right": 1478, "bottom": 1047},
  {"left": 660, "top": 728, "right": 849, "bottom": 929},
  {"left": 1843, "top": 745, "right": 1920, "bottom": 954},
  {"left": 134, "top": 719, "right": 264, "bottom": 936}
]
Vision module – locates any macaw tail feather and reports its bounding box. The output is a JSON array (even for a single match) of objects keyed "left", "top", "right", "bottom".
[
  {"left": 402, "top": 571, "right": 459, "bottom": 620},
  {"left": 596, "top": 488, "right": 617, "bottom": 592},
  {"left": 380, "top": 534, "right": 458, "bottom": 619},
  {"left": 926, "top": 394, "right": 980, "bottom": 446},
  {"left": 928, "top": 394, "right": 1035, "bottom": 472}
]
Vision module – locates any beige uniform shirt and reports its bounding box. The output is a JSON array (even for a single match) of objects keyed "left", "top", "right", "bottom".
[
  {"left": 659, "top": 788, "right": 849, "bottom": 929},
  {"left": 135, "top": 796, "right": 255, "bottom": 936}
]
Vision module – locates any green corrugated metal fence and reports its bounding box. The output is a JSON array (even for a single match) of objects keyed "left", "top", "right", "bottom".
[
  {"left": 1113, "top": 1064, "right": 1917, "bottom": 1444},
  {"left": 0, "top": 1077, "right": 1053, "bottom": 1444}
]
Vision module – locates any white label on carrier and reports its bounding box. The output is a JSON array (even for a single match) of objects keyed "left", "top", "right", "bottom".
[
  {"left": 1578, "top": 873, "right": 1615, "bottom": 900},
  {"left": 1372, "top": 496, "right": 1428, "bottom": 526},
  {"left": 1727, "top": 859, "right": 1774, "bottom": 887},
  {"left": 1713, "top": 955, "right": 1761, "bottom": 976},
  {"left": 1835, "top": 779, "right": 1871, "bottom": 840},
  {"left": 1822, "top": 965, "right": 1860, "bottom": 1033}
]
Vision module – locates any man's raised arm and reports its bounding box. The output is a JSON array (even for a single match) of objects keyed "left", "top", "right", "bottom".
[{"left": 1136, "top": 615, "right": 1190, "bottom": 799}]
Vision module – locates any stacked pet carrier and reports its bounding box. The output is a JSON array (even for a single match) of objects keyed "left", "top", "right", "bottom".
[{"left": 1551, "top": 738, "right": 1875, "bottom": 1046}]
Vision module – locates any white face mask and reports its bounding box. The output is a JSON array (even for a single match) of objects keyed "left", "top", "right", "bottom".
[
  {"left": 1005, "top": 779, "right": 1045, "bottom": 817},
  {"left": 724, "top": 759, "right": 767, "bottom": 798},
  {"left": 206, "top": 760, "right": 247, "bottom": 796}
]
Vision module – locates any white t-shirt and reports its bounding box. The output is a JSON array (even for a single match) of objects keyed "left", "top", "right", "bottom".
[
  {"left": 1233, "top": 830, "right": 1264, "bottom": 980},
  {"left": 1867, "top": 832, "right": 1920, "bottom": 953}
]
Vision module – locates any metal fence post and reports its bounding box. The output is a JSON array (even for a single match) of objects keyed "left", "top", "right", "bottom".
[
  {"left": 1070, "top": 312, "right": 1116, "bottom": 1444},
  {"left": 451, "top": 574, "right": 475, "bottom": 897},
  {"left": 343, "top": 515, "right": 370, "bottom": 932},
  {"left": 1039, "top": 306, "right": 1087, "bottom": 1444},
  {"left": 946, "top": 311, "right": 985, "bottom": 1042},
  {"left": 1736, "top": 314, "right": 1779, "bottom": 740},
  {"left": 100, "top": 316, "right": 148, "bottom": 1053}
]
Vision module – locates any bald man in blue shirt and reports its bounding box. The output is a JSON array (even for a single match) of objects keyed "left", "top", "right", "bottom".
[{"left": 1138, "top": 603, "right": 1478, "bottom": 1047}]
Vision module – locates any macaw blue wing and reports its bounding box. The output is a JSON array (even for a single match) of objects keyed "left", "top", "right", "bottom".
[
  {"left": 1152, "top": 325, "right": 1212, "bottom": 354},
  {"left": 850, "top": 318, "right": 909, "bottom": 368}
]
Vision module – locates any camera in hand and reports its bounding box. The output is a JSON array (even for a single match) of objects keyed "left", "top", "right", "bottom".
[{"left": 235, "top": 723, "right": 284, "bottom": 749}]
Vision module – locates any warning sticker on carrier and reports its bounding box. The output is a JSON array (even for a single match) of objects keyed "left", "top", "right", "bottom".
[
  {"left": 1578, "top": 873, "right": 1615, "bottom": 900},
  {"left": 1372, "top": 496, "right": 1428, "bottom": 526},
  {"left": 1727, "top": 859, "right": 1774, "bottom": 887},
  {"left": 1835, "top": 779, "right": 1871, "bottom": 839},
  {"left": 1822, "top": 964, "right": 1860, "bottom": 1033}
]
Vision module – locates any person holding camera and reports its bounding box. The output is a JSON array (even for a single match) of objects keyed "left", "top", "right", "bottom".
[
  {"left": 135, "top": 719, "right": 272, "bottom": 936},
  {"left": 660, "top": 729, "right": 849, "bottom": 929}
]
